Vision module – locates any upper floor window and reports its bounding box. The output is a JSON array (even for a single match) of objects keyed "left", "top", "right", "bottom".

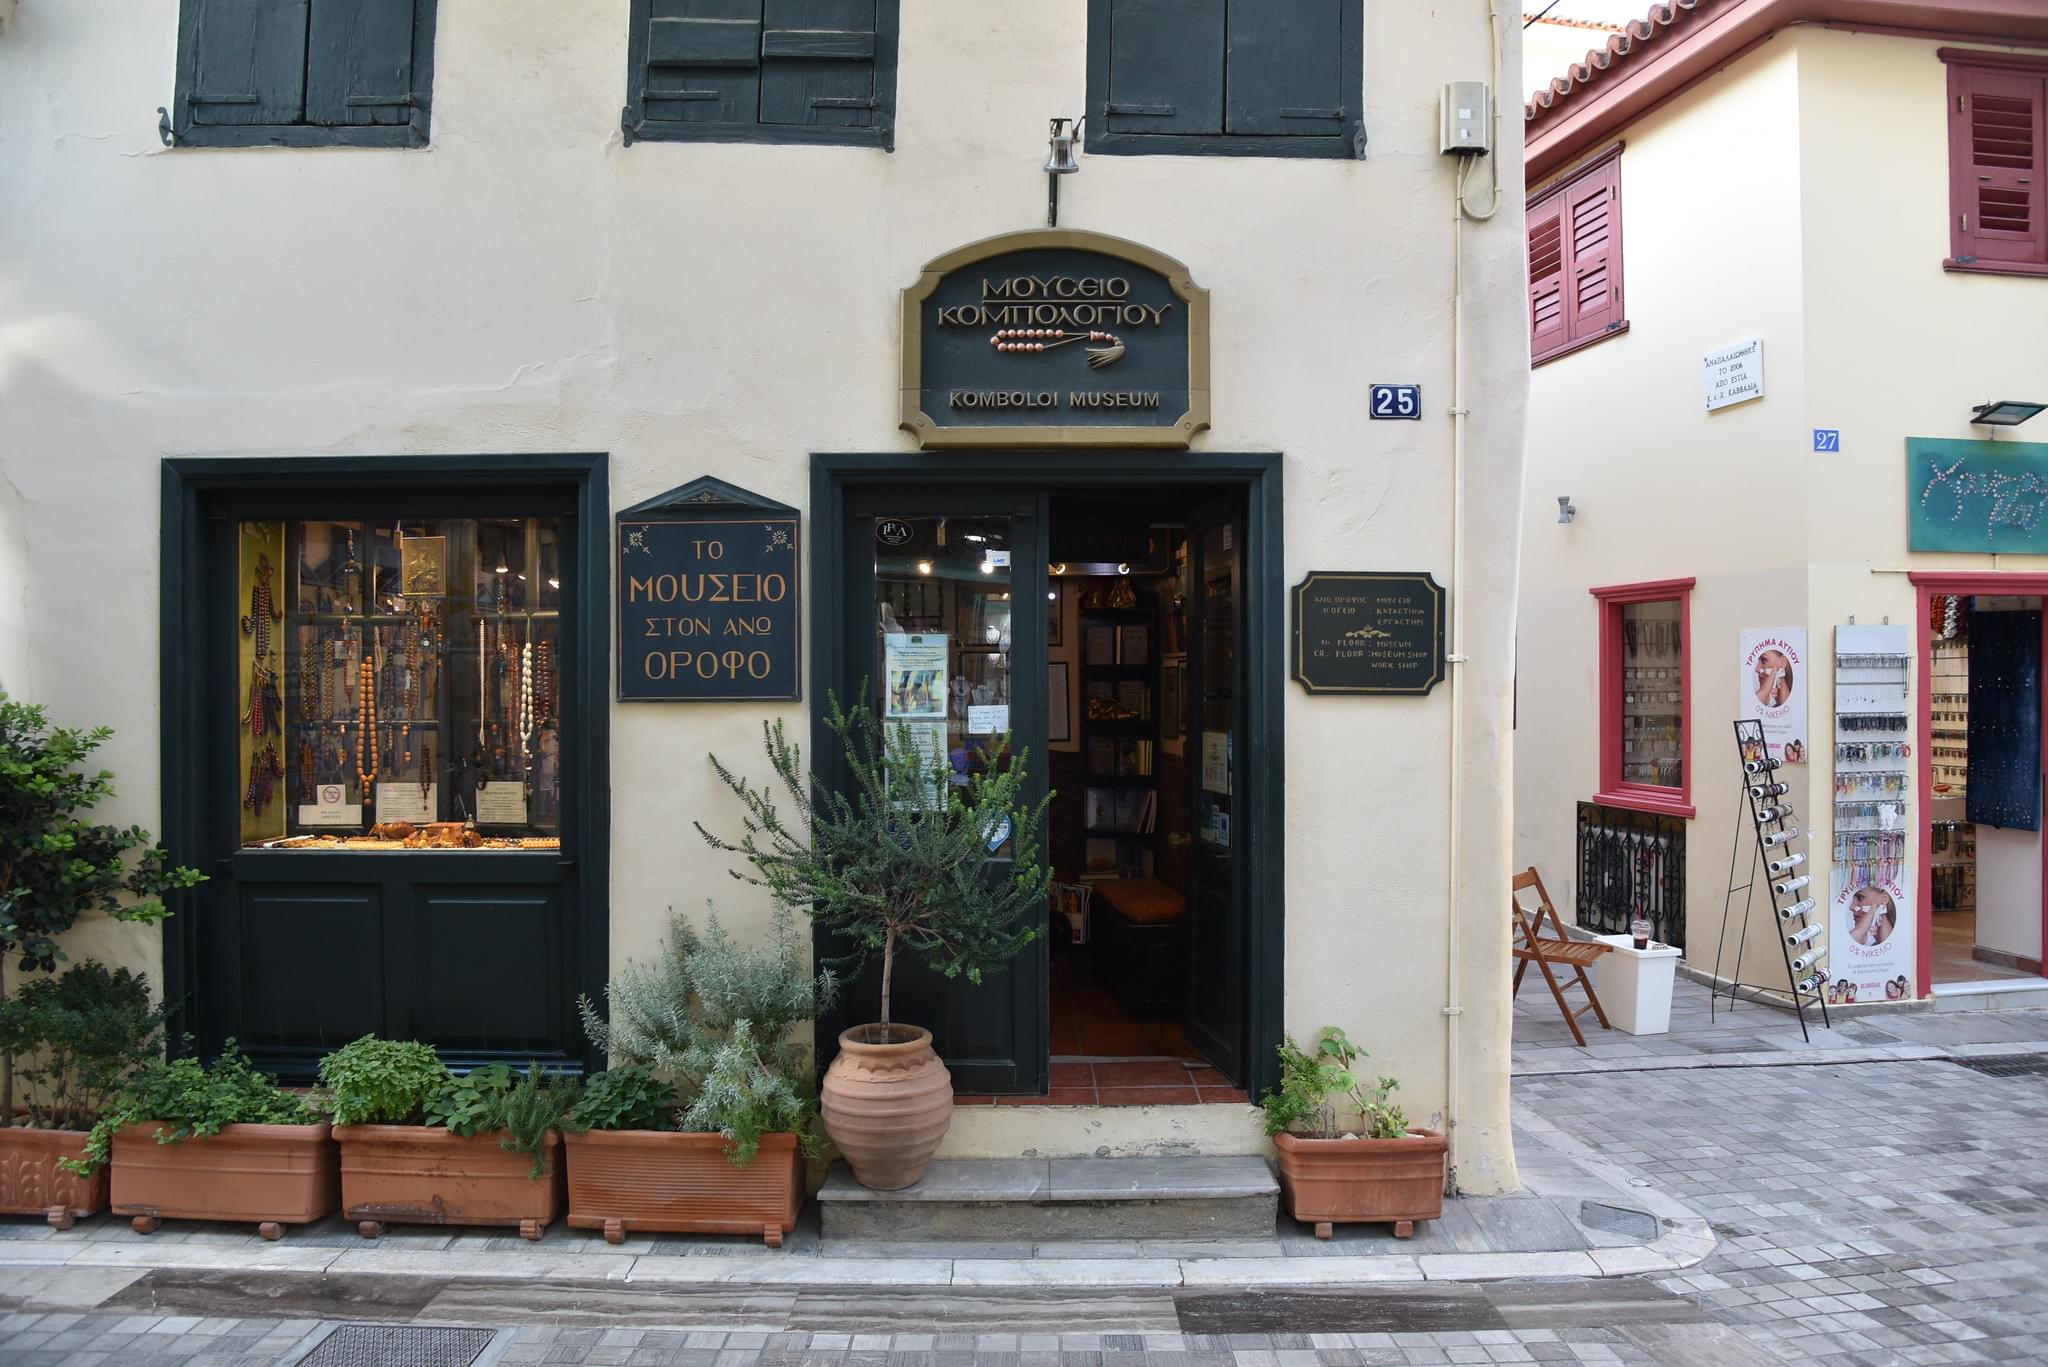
[
  {"left": 623, "top": 0, "right": 899, "bottom": 149},
  {"left": 1529, "top": 147, "right": 1626, "bottom": 365},
  {"left": 1943, "top": 49, "right": 2048, "bottom": 278},
  {"left": 168, "top": 0, "right": 437, "bottom": 149},
  {"left": 1084, "top": 0, "right": 1364, "bottom": 160}
]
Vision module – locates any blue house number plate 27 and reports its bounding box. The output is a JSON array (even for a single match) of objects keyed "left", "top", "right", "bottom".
[{"left": 1370, "top": 384, "right": 1421, "bottom": 420}]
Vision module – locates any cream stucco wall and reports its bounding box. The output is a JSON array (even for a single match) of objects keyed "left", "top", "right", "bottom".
[
  {"left": 1516, "top": 35, "right": 1811, "bottom": 985},
  {"left": 1, "top": 1, "right": 1528, "bottom": 1187},
  {"left": 1517, "top": 25, "right": 2048, "bottom": 997}
]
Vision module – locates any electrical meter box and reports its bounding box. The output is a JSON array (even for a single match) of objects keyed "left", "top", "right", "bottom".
[{"left": 1439, "top": 82, "right": 1491, "bottom": 156}]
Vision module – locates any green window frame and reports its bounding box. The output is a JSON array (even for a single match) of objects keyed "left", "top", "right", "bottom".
[
  {"left": 1084, "top": 0, "right": 1364, "bottom": 160},
  {"left": 165, "top": 0, "right": 438, "bottom": 149},
  {"left": 622, "top": 0, "right": 900, "bottom": 150}
]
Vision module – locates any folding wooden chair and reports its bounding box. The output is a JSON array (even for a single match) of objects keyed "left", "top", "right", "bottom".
[{"left": 1511, "top": 867, "right": 1613, "bottom": 1047}]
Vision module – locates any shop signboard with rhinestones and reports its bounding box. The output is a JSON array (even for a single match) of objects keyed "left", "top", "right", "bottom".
[
  {"left": 616, "top": 477, "right": 800, "bottom": 703},
  {"left": 900, "top": 228, "right": 1211, "bottom": 449},
  {"left": 1908, "top": 437, "right": 2048, "bottom": 553}
]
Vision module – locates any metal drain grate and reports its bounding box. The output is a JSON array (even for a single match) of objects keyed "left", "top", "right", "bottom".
[
  {"left": 299, "top": 1325, "right": 495, "bottom": 1367},
  {"left": 1949, "top": 1053, "right": 2048, "bottom": 1078}
]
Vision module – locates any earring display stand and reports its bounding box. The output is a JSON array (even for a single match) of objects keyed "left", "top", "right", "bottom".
[
  {"left": 1829, "top": 624, "right": 1914, "bottom": 1004},
  {"left": 1711, "top": 719, "right": 1831, "bottom": 1041}
]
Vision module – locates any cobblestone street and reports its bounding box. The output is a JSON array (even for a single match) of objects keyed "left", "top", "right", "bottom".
[{"left": 6, "top": 998, "right": 2048, "bottom": 1366}]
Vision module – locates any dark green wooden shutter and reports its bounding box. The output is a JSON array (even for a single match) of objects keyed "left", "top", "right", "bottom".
[
  {"left": 1103, "top": 0, "right": 1224, "bottom": 135},
  {"left": 643, "top": 0, "right": 763, "bottom": 126},
  {"left": 1224, "top": 0, "right": 1345, "bottom": 136},
  {"left": 760, "top": 0, "right": 877, "bottom": 129},
  {"left": 305, "top": 0, "right": 418, "bottom": 128},
  {"left": 184, "top": 0, "right": 309, "bottom": 127}
]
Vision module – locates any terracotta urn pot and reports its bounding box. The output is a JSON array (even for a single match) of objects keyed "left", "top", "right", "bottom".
[
  {"left": 819, "top": 1024, "right": 951, "bottom": 1190},
  {"left": 0, "top": 1127, "right": 107, "bottom": 1229},
  {"left": 111, "top": 1122, "right": 339, "bottom": 1240},
  {"left": 1272, "top": 1127, "right": 1449, "bottom": 1239},
  {"left": 564, "top": 1130, "right": 803, "bottom": 1246},
  {"left": 336, "top": 1125, "right": 564, "bottom": 1240}
]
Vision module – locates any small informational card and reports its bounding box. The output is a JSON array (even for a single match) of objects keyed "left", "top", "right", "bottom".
[
  {"left": 298, "top": 782, "right": 362, "bottom": 828},
  {"left": 474, "top": 782, "right": 528, "bottom": 827},
  {"left": 374, "top": 782, "right": 436, "bottom": 826},
  {"left": 966, "top": 704, "right": 1009, "bottom": 735}
]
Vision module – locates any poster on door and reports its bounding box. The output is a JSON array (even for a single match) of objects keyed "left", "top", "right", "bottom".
[
  {"left": 882, "top": 633, "right": 948, "bottom": 720},
  {"left": 1828, "top": 868, "right": 1914, "bottom": 1004},
  {"left": 1740, "top": 628, "right": 1808, "bottom": 764}
]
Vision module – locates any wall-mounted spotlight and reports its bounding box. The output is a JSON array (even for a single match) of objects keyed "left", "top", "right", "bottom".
[
  {"left": 1556, "top": 495, "right": 1576, "bottom": 524},
  {"left": 1971, "top": 400, "right": 2047, "bottom": 428},
  {"left": 1045, "top": 116, "right": 1082, "bottom": 227}
]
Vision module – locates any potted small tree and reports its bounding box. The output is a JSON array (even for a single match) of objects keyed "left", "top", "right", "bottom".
[
  {"left": 321, "top": 1038, "right": 581, "bottom": 1240},
  {"left": 0, "top": 695, "right": 202, "bottom": 1181},
  {"left": 564, "top": 904, "right": 833, "bottom": 1246},
  {"left": 699, "top": 691, "right": 1048, "bottom": 1190},
  {"left": 1262, "top": 1027, "right": 1448, "bottom": 1240},
  {"left": 0, "top": 962, "right": 168, "bottom": 1227},
  {"left": 71, "top": 1042, "right": 336, "bottom": 1240}
]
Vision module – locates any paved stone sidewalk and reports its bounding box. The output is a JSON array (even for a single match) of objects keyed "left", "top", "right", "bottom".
[{"left": 1513, "top": 972, "right": 2048, "bottom": 1076}]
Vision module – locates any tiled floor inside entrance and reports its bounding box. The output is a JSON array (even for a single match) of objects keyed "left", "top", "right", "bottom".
[
  {"left": 955, "top": 1058, "right": 1248, "bottom": 1106},
  {"left": 1931, "top": 906, "right": 2040, "bottom": 984}
]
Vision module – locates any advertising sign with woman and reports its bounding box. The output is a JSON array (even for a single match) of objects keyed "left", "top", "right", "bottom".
[
  {"left": 1740, "top": 628, "right": 1808, "bottom": 763},
  {"left": 1829, "top": 872, "right": 1914, "bottom": 1003}
]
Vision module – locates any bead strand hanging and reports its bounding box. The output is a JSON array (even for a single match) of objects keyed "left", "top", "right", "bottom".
[
  {"left": 519, "top": 639, "right": 535, "bottom": 766},
  {"left": 356, "top": 655, "right": 379, "bottom": 789},
  {"left": 243, "top": 742, "right": 283, "bottom": 813}
]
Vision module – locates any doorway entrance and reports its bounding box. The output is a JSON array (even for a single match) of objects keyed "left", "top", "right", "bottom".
[
  {"left": 809, "top": 452, "right": 1284, "bottom": 1100},
  {"left": 1914, "top": 578, "right": 2048, "bottom": 991}
]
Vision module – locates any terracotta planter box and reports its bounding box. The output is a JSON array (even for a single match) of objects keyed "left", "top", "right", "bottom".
[
  {"left": 1272, "top": 1128, "right": 1449, "bottom": 1239},
  {"left": 337, "top": 1125, "right": 564, "bottom": 1240},
  {"left": 564, "top": 1130, "right": 803, "bottom": 1247},
  {"left": 0, "top": 1126, "right": 107, "bottom": 1229},
  {"left": 111, "top": 1122, "right": 339, "bottom": 1240}
]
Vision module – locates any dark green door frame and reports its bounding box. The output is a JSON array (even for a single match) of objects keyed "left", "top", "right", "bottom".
[
  {"left": 808, "top": 450, "right": 1285, "bottom": 1098},
  {"left": 159, "top": 453, "right": 611, "bottom": 1072}
]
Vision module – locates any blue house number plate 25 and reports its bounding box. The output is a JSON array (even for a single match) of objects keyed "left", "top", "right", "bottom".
[{"left": 1370, "top": 384, "right": 1421, "bottom": 420}]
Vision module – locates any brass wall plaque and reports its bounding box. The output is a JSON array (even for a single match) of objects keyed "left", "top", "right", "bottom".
[
  {"left": 1291, "top": 572, "right": 1447, "bottom": 696},
  {"left": 900, "top": 228, "right": 1210, "bottom": 449}
]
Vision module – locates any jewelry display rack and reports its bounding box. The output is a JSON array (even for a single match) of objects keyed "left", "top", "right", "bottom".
[
  {"left": 1831, "top": 625, "right": 1912, "bottom": 1002},
  {"left": 1711, "top": 719, "right": 1831, "bottom": 1041}
]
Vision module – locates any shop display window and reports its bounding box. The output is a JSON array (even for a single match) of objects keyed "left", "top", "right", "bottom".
[
  {"left": 234, "top": 517, "right": 564, "bottom": 850},
  {"left": 1591, "top": 577, "right": 1695, "bottom": 819}
]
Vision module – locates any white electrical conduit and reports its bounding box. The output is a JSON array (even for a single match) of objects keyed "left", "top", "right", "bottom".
[{"left": 1442, "top": 0, "right": 1503, "bottom": 1194}]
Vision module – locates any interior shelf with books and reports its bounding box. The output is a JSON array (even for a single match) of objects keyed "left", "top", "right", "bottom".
[{"left": 1079, "top": 591, "right": 1159, "bottom": 881}]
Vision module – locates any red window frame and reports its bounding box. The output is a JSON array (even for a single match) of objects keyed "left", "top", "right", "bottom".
[
  {"left": 1529, "top": 143, "right": 1628, "bottom": 365},
  {"left": 1941, "top": 48, "right": 2048, "bottom": 279},
  {"left": 1591, "top": 577, "right": 1695, "bottom": 819}
]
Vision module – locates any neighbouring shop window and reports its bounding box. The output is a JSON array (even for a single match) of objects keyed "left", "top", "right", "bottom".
[
  {"left": 1084, "top": 0, "right": 1363, "bottom": 159},
  {"left": 1528, "top": 146, "right": 1626, "bottom": 365},
  {"left": 235, "top": 517, "right": 563, "bottom": 850},
  {"left": 169, "top": 0, "right": 438, "bottom": 149},
  {"left": 622, "top": 0, "right": 900, "bottom": 149},
  {"left": 1591, "top": 578, "right": 1694, "bottom": 819},
  {"left": 1941, "top": 49, "right": 2048, "bottom": 277}
]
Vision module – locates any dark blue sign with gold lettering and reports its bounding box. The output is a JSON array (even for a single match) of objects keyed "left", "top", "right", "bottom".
[
  {"left": 900, "top": 228, "right": 1210, "bottom": 449},
  {"left": 617, "top": 478, "right": 800, "bottom": 702}
]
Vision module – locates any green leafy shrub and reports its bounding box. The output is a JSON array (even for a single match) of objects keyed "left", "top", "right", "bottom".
[
  {"left": 563, "top": 1064, "right": 679, "bottom": 1135},
  {"left": 0, "top": 693, "right": 204, "bottom": 1125},
  {"left": 1260, "top": 1027, "right": 1408, "bottom": 1141},
  {"left": 577, "top": 904, "right": 830, "bottom": 1167},
  {"left": 579, "top": 902, "right": 833, "bottom": 1089},
  {"left": 426, "top": 1063, "right": 582, "bottom": 1179},
  {"left": 0, "top": 962, "right": 169, "bottom": 1130},
  {"left": 67, "top": 1041, "right": 313, "bottom": 1175},
  {"left": 679, "top": 1021, "right": 816, "bottom": 1166},
  {"left": 697, "top": 688, "right": 1047, "bottom": 1034},
  {"left": 317, "top": 1037, "right": 450, "bottom": 1126}
]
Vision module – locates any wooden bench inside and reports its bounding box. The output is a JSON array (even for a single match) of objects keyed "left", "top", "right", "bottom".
[{"left": 1092, "top": 878, "right": 1187, "bottom": 1020}]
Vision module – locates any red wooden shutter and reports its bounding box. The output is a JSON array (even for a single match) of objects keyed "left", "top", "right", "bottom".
[
  {"left": 1528, "top": 188, "right": 1567, "bottom": 359},
  {"left": 1951, "top": 67, "right": 2045, "bottom": 265},
  {"left": 1564, "top": 163, "right": 1621, "bottom": 340}
]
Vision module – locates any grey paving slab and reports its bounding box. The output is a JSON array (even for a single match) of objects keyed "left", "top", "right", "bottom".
[
  {"left": 1049, "top": 1157, "right": 1278, "bottom": 1200},
  {"left": 816, "top": 1159, "right": 1050, "bottom": 1202}
]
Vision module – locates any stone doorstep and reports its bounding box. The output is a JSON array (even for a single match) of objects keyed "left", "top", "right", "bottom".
[{"left": 815, "top": 1156, "right": 1280, "bottom": 1242}]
